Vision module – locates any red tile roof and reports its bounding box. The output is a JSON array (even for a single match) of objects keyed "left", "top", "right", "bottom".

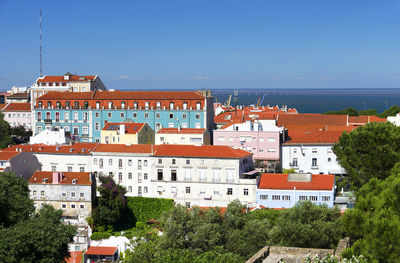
[
  {"left": 284, "top": 130, "right": 347, "bottom": 145},
  {"left": 2, "top": 103, "right": 31, "bottom": 111},
  {"left": 29, "top": 171, "right": 92, "bottom": 185},
  {"left": 37, "top": 90, "right": 206, "bottom": 100},
  {"left": 93, "top": 144, "right": 153, "bottom": 153},
  {"left": 36, "top": 75, "right": 96, "bottom": 83},
  {"left": 157, "top": 128, "right": 206, "bottom": 134},
  {"left": 153, "top": 144, "right": 251, "bottom": 158},
  {"left": 65, "top": 251, "right": 82, "bottom": 263},
  {"left": 0, "top": 104, "right": 6, "bottom": 110},
  {"left": 348, "top": 115, "right": 386, "bottom": 124},
  {"left": 277, "top": 114, "right": 348, "bottom": 128},
  {"left": 85, "top": 246, "right": 118, "bottom": 256},
  {"left": 0, "top": 151, "right": 21, "bottom": 160},
  {"left": 2, "top": 143, "right": 98, "bottom": 155},
  {"left": 5, "top": 93, "right": 29, "bottom": 99},
  {"left": 102, "top": 122, "right": 145, "bottom": 134},
  {"left": 259, "top": 173, "right": 335, "bottom": 191}
]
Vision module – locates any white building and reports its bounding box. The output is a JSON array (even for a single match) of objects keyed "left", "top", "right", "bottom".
[
  {"left": 30, "top": 128, "right": 68, "bottom": 145},
  {"left": 2, "top": 103, "right": 32, "bottom": 129},
  {"left": 155, "top": 128, "right": 210, "bottom": 145},
  {"left": 256, "top": 173, "right": 335, "bottom": 208},
  {"left": 388, "top": 113, "right": 400, "bottom": 126},
  {"left": 28, "top": 171, "right": 95, "bottom": 225},
  {"left": 282, "top": 130, "right": 346, "bottom": 175}
]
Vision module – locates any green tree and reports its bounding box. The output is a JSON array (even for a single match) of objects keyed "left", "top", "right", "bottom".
[
  {"left": 0, "top": 113, "right": 13, "bottom": 149},
  {"left": 0, "top": 172, "right": 34, "bottom": 228},
  {"left": 0, "top": 205, "right": 76, "bottom": 263},
  {"left": 92, "top": 175, "right": 127, "bottom": 230},
  {"left": 325, "top": 107, "right": 358, "bottom": 116},
  {"left": 342, "top": 163, "right": 400, "bottom": 263},
  {"left": 333, "top": 122, "right": 400, "bottom": 190},
  {"left": 379, "top": 105, "right": 400, "bottom": 118},
  {"left": 270, "top": 201, "right": 343, "bottom": 249},
  {"left": 358, "top": 109, "right": 378, "bottom": 116}
]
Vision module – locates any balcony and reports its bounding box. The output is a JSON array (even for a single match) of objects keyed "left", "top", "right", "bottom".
[{"left": 44, "top": 119, "right": 52, "bottom": 124}]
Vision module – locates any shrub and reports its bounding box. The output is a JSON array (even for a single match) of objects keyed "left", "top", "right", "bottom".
[
  {"left": 90, "top": 231, "right": 111, "bottom": 240},
  {"left": 126, "top": 197, "right": 174, "bottom": 223}
]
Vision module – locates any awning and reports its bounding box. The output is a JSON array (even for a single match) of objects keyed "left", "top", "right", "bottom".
[{"left": 243, "top": 169, "right": 258, "bottom": 175}]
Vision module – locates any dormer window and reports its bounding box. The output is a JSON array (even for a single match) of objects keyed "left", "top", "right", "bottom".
[
  {"left": 74, "top": 101, "right": 79, "bottom": 109},
  {"left": 56, "top": 101, "right": 61, "bottom": 108},
  {"left": 96, "top": 101, "right": 100, "bottom": 109},
  {"left": 72, "top": 179, "right": 77, "bottom": 184},
  {"left": 84, "top": 101, "right": 89, "bottom": 109},
  {"left": 47, "top": 101, "right": 52, "bottom": 108},
  {"left": 156, "top": 102, "right": 161, "bottom": 109},
  {"left": 38, "top": 101, "right": 42, "bottom": 108},
  {"left": 170, "top": 102, "right": 174, "bottom": 110},
  {"left": 121, "top": 101, "right": 126, "bottom": 109},
  {"left": 134, "top": 102, "right": 138, "bottom": 109},
  {"left": 196, "top": 102, "right": 201, "bottom": 110},
  {"left": 145, "top": 102, "right": 149, "bottom": 109},
  {"left": 42, "top": 178, "right": 48, "bottom": 183},
  {"left": 183, "top": 102, "right": 188, "bottom": 110},
  {"left": 65, "top": 101, "right": 70, "bottom": 108},
  {"left": 108, "top": 101, "right": 113, "bottom": 109}
]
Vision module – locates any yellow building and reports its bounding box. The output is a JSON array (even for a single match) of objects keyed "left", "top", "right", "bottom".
[{"left": 101, "top": 122, "right": 154, "bottom": 144}]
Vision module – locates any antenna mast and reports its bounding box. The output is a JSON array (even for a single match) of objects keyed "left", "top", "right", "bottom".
[{"left": 40, "top": 9, "right": 43, "bottom": 77}]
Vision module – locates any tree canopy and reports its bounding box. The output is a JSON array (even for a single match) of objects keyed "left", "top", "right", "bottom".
[
  {"left": 0, "top": 113, "right": 13, "bottom": 149},
  {"left": 333, "top": 121, "right": 400, "bottom": 190},
  {"left": 324, "top": 105, "right": 400, "bottom": 118}
]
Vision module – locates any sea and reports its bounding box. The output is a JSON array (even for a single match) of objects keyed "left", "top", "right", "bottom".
[{"left": 211, "top": 88, "right": 400, "bottom": 114}]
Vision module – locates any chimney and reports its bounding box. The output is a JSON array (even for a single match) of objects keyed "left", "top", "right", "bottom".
[
  {"left": 52, "top": 172, "right": 62, "bottom": 184},
  {"left": 120, "top": 124, "right": 126, "bottom": 134}
]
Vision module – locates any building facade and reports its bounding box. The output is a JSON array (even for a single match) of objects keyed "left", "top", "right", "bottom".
[
  {"left": 33, "top": 90, "right": 214, "bottom": 143},
  {"left": 101, "top": 122, "right": 154, "bottom": 144},
  {"left": 155, "top": 128, "right": 210, "bottom": 145},
  {"left": 256, "top": 173, "right": 335, "bottom": 208},
  {"left": 2, "top": 103, "right": 32, "bottom": 129},
  {"left": 0, "top": 151, "right": 41, "bottom": 180}
]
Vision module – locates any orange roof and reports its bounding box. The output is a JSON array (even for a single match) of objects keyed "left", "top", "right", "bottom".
[
  {"left": 153, "top": 144, "right": 251, "bottom": 158},
  {"left": 2, "top": 103, "right": 31, "bottom": 111},
  {"left": 102, "top": 122, "right": 145, "bottom": 134},
  {"left": 36, "top": 75, "right": 96, "bottom": 83},
  {"left": 285, "top": 130, "right": 346, "bottom": 145},
  {"left": 3, "top": 143, "right": 98, "bottom": 155},
  {"left": 0, "top": 104, "right": 6, "bottom": 110},
  {"left": 259, "top": 173, "right": 335, "bottom": 191},
  {"left": 38, "top": 90, "right": 206, "bottom": 100},
  {"left": 0, "top": 151, "right": 21, "bottom": 160},
  {"left": 157, "top": 128, "right": 206, "bottom": 134},
  {"left": 66, "top": 251, "right": 82, "bottom": 263},
  {"left": 94, "top": 144, "right": 152, "bottom": 153},
  {"left": 29, "top": 171, "right": 92, "bottom": 185},
  {"left": 85, "top": 246, "right": 118, "bottom": 256},
  {"left": 348, "top": 115, "right": 386, "bottom": 124},
  {"left": 5, "top": 93, "right": 29, "bottom": 99},
  {"left": 277, "top": 114, "right": 347, "bottom": 128}
]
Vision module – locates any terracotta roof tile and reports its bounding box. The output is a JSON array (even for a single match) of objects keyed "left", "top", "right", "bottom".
[
  {"left": 85, "top": 246, "right": 118, "bottom": 256},
  {"left": 259, "top": 173, "right": 335, "bottom": 190},
  {"left": 153, "top": 144, "right": 251, "bottom": 158},
  {"left": 37, "top": 75, "right": 96, "bottom": 83},
  {"left": 38, "top": 92, "right": 93, "bottom": 100},
  {"left": 102, "top": 122, "right": 145, "bottom": 134},
  {"left": 277, "top": 114, "right": 347, "bottom": 128},
  {"left": 5, "top": 93, "right": 29, "bottom": 99},
  {"left": 3, "top": 143, "right": 98, "bottom": 155},
  {"left": 2, "top": 103, "right": 31, "bottom": 111},
  {"left": 29, "top": 171, "right": 92, "bottom": 185},
  {"left": 157, "top": 128, "right": 206, "bottom": 134},
  {"left": 93, "top": 144, "right": 152, "bottom": 153},
  {"left": 0, "top": 151, "right": 21, "bottom": 160},
  {"left": 66, "top": 251, "right": 82, "bottom": 263},
  {"left": 284, "top": 130, "right": 346, "bottom": 145}
]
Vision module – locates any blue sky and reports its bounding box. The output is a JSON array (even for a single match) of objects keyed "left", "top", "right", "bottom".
[{"left": 1, "top": 0, "right": 400, "bottom": 90}]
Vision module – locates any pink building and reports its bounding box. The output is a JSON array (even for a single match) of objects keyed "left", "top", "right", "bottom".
[{"left": 213, "top": 119, "right": 283, "bottom": 170}]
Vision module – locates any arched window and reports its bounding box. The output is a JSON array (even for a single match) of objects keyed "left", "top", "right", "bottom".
[
  {"left": 196, "top": 102, "right": 201, "bottom": 110},
  {"left": 47, "top": 101, "right": 52, "bottom": 108},
  {"left": 96, "top": 101, "right": 100, "bottom": 109},
  {"left": 38, "top": 101, "right": 42, "bottom": 108},
  {"left": 65, "top": 101, "right": 70, "bottom": 108},
  {"left": 108, "top": 101, "right": 113, "bottom": 109},
  {"left": 56, "top": 101, "right": 61, "bottom": 109},
  {"left": 121, "top": 101, "right": 126, "bottom": 109},
  {"left": 170, "top": 102, "right": 174, "bottom": 110},
  {"left": 74, "top": 101, "right": 79, "bottom": 109},
  {"left": 84, "top": 101, "right": 89, "bottom": 109}
]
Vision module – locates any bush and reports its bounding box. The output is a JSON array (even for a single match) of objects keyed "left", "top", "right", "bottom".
[
  {"left": 136, "top": 221, "right": 146, "bottom": 229},
  {"left": 126, "top": 197, "right": 174, "bottom": 223},
  {"left": 90, "top": 231, "right": 111, "bottom": 240}
]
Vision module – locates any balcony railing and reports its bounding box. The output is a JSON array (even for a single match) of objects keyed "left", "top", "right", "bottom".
[{"left": 44, "top": 119, "right": 52, "bottom": 124}]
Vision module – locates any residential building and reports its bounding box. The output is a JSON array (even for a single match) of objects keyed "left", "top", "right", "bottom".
[
  {"left": 0, "top": 150, "right": 40, "bottom": 180},
  {"left": 84, "top": 246, "right": 119, "bottom": 262},
  {"left": 33, "top": 89, "right": 214, "bottom": 143},
  {"left": 101, "top": 122, "right": 154, "bottom": 144},
  {"left": 5, "top": 92, "right": 29, "bottom": 103},
  {"left": 155, "top": 127, "right": 210, "bottom": 145},
  {"left": 281, "top": 130, "right": 346, "bottom": 175},
  {"left": 2, "top": 103, "right": 32, "bottom": 129},
  {"left": 214, "top": 119, "right": 283, "bottom": 170},
  {"left": 388, "top": 113, "right": 400, "bottom": 126},
  {"left": 256, "top": 173, "right": 335, "bottom": 208},
  {"left": 28, "top": 171, "right": 95, "bottom": 225},
  {"left": 30, "top": 128, "right": 69, "bottom": 145}
]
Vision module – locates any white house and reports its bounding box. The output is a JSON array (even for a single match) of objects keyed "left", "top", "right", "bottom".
[
  {"left": 155, "top": 128, "right": 210, "bottom": 145},
  {"left": 282, "top": 130, "right": 346, "bottom": 175},
  {"left": 30, "top": 128, "right": 68, "bottom": 145},
  {"left": 256, "top": 173, "right": 335, "bottom": 208}
]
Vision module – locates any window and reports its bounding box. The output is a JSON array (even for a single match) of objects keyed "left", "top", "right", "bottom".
[
  {"left": 196, "top": 102, "right": 201, "bottom": 110},
  {"left": 310, "top": 196, "right": 318, "bottom": 202},
  {"left": 171, "top": 170, "right": 177, "bottom": 181},
  {"left": 200, "top": 188, "right": 206, "bottom": 194},
  {"left": 144, "top": 112, "right": 149, "bottom": 118},
  {"left": 144, "top": 187, "right": 148, "bottom": 193},
  {"left": 95, "top": 112, "right": 99, "bottom": 118},
  {"left": 128, "top": 173, "right": 132, "bottom": 180},
  {"left": 328, "top": 158, "right": 331, "bottom": 162},
  {"left": 93, "top": 158, "right": 98, "bottom": 165},
  {"left": 282, "top": 195, "right": 291, "bottom": 201},
  {"left": 169, "top": 102, "right": 174, "bottom": 110},
  {"left": 169, "top": 113, "right": 174, "bottom": 119},
  {"left": 268, "top": 149, "right": 276, "bottom": 153},
  {"left": 185, "top": 169, "right": 191, "bottom": 181},
  {"left": 213, "top": 170, "right": 220, "bottom": 182},
  {"left": 292, "top": 158, "right": 298, "bottom": 167},
  {"left": 80, "top": 204, "right": 85, "bottom": 209},
  {"left": 260, "top": 194, "right": 268, "bottom": 200},
  {"left": 144, "top": 160, "right": 148, "bottom": 167},
  {"left": 71, "top": 204, "right": 76, "bottom": 209},
  {"left": 71, "top": 192, "right": 76, "bottom": 197},
  {"left": 118, "top": 159, "right": 123, "bottom": 168},
  {"left": 182, "top": 113, "right": 187, "bottom": 119},
  {"left": 121, "top": 112, "right": 125, "bottom": 118},
  {"left": 195, "top": 123, "right": 201, "bottom": 128},
  {"left": 156, "top": 113, "right": 160, "bottom": 119},
  {"left": 158, "top": 158, "right": 162, "bottom": 164},
  {"left": 108, "top": 101, "right": 113, "bottom": 109},
  {"left": 158, "top": 169, "right": 163, "bottom": 180},
  {"left": 322, "top": 196, "right": 331, "bottom": 201},
  {"left": 80, "top": 167, "right": 85, "bottom": 172},
  {"left": 108, "top": 159, "right": 113, "bottom": 166},
  {"left": 160, "top": 136, "right": 165, "bottom": 142},
  {"left": 244, "top": 188, "right": 249, "bottom": 195},
  {"left": 217, "top": 137, "right": 225, "bottom": 142},
  {"left": 61, "top": 192, "right": 66, "bottom": 197},
  {"left": 186, "top": 187, "right": 191, "bottom": 194},
  {"left": 312, "top": 148, "right": 317, "bottom": 153},
  {"left": 196, "top": 113, "right": 200, "bottom": 119},
  {"left": 80, "top": 193, "right": 84, "bottom": 198},
  {"left": 128, "top": 160, "right": 132, "bottom": 166},
  {"left": 133, "top": 112, "right": 137, "bottom": 118},
  {"left": 41, "top": 191, "right": 44, "bottom": 196},
  {"left": 156, "top": 101, "right": 161, "bottom": 109},
  {"left": 226, "top": 170, "right": 234, "bottom": 183},
  {"left": 199, "top": 169, "right": 206, "bottom": 182},
  {"left": 128, "top": 186, "right": 132, "bottom": 193},
  {"left": 299, "top": 196, "right": 307, "bottom": 201},
  {"left": 272, "top": 195, "right": 280, "bottom": 200},
  {"left": 214, "top": 188, "right": 220, "bottom": 195},
  {"left": 61, "top": 204, "right": 66, "bottom": 209},
  {"left": 144, "top": 173, "right": 148, "bottom": 180},
  {"left": 183, "top": 102, "right": 188, "bottom": 110},
  {"left": 95, "top": 122, "right": 100, "bottom": 131},
  {"left": 227, "top": 188, "right": 233, "bottom": 195},
  {"left": 312, "top": 158, "right": 318, "bottom": 167},
  {"left": 119, "top": 173, "right": 123, "bottom": 181},
  {"left": 145, "top": 101, "right": 149, "bottom": 109},
  {"left": 51, "top": 165, "right": 56, "bottom": 172},
  {"left": 186, "top": 202, "right": 191, "bottom": 208},
  {"left": 99, "top": 158, "right": 103, "bottom": 168},
  {"left": 267, "top": 137, "right": 275, "bottom": 142},
  {"left": 67, "top": 166, "right": 72, "bottom": 172},
  {"left": 186, "top": 159, "right": 190, "bottom": 165},
  {"left": 107, "top": 112, "right": 112, "bottom": 118}
]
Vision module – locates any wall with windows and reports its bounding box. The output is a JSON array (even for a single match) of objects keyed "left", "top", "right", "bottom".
[
  {"left": 3, "top": 110, "right": 32, "bottom": 130},
  {"left": 31, "top": 153, "right": 92, "bottom": 173},
  {"left": 282, "top": 144, "right": 345, "bottom": 175},
  {"left": 155, "top": 131, "right": 209, "bottom": 145},
  {"left": 256, "top": 188, "right": 335, "bottom": 208}
]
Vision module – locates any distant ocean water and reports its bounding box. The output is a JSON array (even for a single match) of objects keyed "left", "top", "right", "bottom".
[{"left": 211, "top": 89, "right": 400, "bottom": 114}]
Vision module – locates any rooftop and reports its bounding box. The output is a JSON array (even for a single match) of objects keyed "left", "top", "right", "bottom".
[
  {"left": 153, "top": 144, "right": 251, "bottom": 159},
  {"left": 102, "top": 122, "right": 145, "bottom": 134},
  {"left": 93, "top": 144, "right": 153, "bottom": 154},
  {"left": 85, "top": 246, "right": 118, "bottom": 256},
  {"left": 284, "top": 130, "right": 346, "bottom": 145},
  {"left": 29, "top": 171, "right": 92, "bottom": 185},
  {"left": 2, "top": 143, "right": 98, "bottom": 155},
  {"left": 6, "top": 93, "right": 29, "bottom": 99},
  {"left": 2, "top": 102, "right": 31, "bottom": 112},
  {"left": 0, "top": 151, "right": 21, "bottom": 161},
  {"left": 258, "top": 173, "right": 335, "bottom": 191},
  {"left": 36, "top": 75, "right": 96, "bottom": 83},
  {"left": 157, "top": 128, "right": 206, "bottom": 134}
]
